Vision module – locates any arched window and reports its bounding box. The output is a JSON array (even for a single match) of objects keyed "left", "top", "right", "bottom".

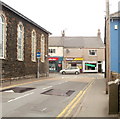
[
  {"left": 31, "top": 30, "right": 36, "bottom": 62},
  {"left": 0, "top": 15, "right": 6, "bottom": 58},
  {"left": 17, "top": 22, "right": 24, "bottom": 61},
  {"left": 41, "top": 34, "right": 45, "bottom": 62}
]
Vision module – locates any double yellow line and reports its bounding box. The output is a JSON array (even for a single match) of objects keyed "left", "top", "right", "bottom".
[{"left": 56, "top": 79, "right": 95, "bottom": 118}]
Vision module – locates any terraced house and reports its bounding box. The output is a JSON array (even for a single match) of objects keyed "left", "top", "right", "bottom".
[
  {"left": 0, "top": 2, "right": 51, "bottom": 80},
  {"left": 49, "top": 30, "right": 105, "bottom": 73}
]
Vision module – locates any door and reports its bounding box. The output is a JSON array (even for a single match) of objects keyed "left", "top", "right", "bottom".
[{"left": 98, "top": 64, "right": 102, "bottom": 73}]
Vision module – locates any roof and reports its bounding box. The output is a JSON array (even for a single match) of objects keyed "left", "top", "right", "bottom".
[
  {"left": 49, "top": 37, "right": 64, "bottom": 47},
  {"left": 49, "top": 36, "right": 105, "bottom": 49},
  {"left": 0, "top": 1, "right": 51, "bottom": 35},
  {"left": 110, "top": 11, "right": 120, "bottom": 19}
]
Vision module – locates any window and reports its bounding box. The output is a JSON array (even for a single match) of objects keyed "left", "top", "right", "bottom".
[
  {"left": 49, "top": 49, "right": 55, "bottom": 53},
  {"left": 85, "top": 63, "right": 96, "bottom": 70},
  {"left": 89, "top": 50, "right": 97, "bottom": 56},
  {"left": 17, "top": 22, "right": 24, "bottom": 61},
  {"left": 31, "top": 30, "right": 36, "bottom": 62},
  {"left": 41, "top": 34, "right": 45, "bottom": 62},
  {"left": 0, "top": 14, "right": 6, "bottom": 58}
]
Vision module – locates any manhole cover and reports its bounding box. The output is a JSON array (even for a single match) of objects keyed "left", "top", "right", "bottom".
[
  {"left": 0, "top": 87, "right": 35, "bottom": 93},
  {"left": 41, "top": 89, "right": 75, "bottom": 97}
]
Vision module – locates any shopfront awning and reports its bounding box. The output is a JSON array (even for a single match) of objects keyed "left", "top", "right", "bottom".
[{"left": 85, "top": 64, "right": 96, "bottom": 67}]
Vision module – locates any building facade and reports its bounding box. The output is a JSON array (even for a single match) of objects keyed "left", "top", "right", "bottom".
[
  {"left": 48, "top": 37, "right": 64, "bottom": 72},
  {"left": 49, "top": 30, "right": 105, "bottom": 73},
  {"left": 110, "top": 11, "right": 120, "bottom": 79},
  {"left": 0, "top": 2, "right": 51, "bottom": 80}
]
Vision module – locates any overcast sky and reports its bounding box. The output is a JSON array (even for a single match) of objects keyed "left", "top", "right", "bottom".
[{"left": 2, "top": 0, "right": 120, "bottom": 39}]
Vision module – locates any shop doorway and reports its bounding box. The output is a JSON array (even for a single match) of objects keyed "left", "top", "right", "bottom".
[{"left": 98, "top": 64, "right": 102, "bottom": 73}]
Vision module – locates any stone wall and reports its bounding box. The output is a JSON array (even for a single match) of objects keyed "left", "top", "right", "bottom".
[
  {"left": 111, "top": 72, "right": 120, "bottom": 80},
  {"left": 1, "top": 6, "right": 49, "bottom": 80}
]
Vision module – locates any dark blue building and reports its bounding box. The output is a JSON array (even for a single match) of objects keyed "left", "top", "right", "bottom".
[{"left": 110, "top": 11, "right": 120, "bottom": 75}]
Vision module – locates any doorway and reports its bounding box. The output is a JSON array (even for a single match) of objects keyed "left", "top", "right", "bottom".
[{"left": 98, "top": 64, "right": 102, "bottom": 73}]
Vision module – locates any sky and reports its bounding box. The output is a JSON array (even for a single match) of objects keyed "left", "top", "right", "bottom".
[{"left": 1, "top": 0, "right": 120, "bottom": 40}]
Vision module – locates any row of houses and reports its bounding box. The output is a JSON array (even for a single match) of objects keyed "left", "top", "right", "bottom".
[{"left": 48, "top": 30, "right": 105, "bottom": 73}]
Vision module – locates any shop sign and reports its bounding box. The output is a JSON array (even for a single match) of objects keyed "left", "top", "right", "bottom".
[
  {"left": 66, "top": 58, "right": 83, "bottom": 61},
  {"left": 85, "top": 64, "right": 96, "bottom": 67},
  {"left": 74, "top": 58, "right": 83, "bottom": 61},
  {"left": 66, "top": 58, "right": 74, "bottom": 61},
  {"left": 49, "top": 57, "right": 59, "bottom": 61}
]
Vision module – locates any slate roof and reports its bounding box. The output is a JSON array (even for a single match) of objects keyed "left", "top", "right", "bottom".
[
  {"left": 49, "top": 36, "right": 105, "bottom": 48},
  {"left": 110, "top": 11, "right": 120, "bottom": 18},
  {"left": 1, "top": 1, "right": 51, "bottom": 35}
]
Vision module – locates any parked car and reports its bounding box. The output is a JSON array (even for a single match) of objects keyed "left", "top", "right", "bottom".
[{"left": 60, "top": 67, "right": 80, "bottom": 75}]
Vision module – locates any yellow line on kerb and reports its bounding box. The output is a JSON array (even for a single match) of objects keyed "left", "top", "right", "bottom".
[
  {"left": 0, "top": 79, "right": 43, "bottom": 90},
  {"left": 56, "top": 79, "right": 95, "bottom": 118}
]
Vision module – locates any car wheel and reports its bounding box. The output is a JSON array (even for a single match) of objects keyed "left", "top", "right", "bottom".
[
  {"left": 62, "top": 71, "right": 66, "bottom": 75},
  {"left": 75, "top": 71, "right": 79, "bottom": 75}
]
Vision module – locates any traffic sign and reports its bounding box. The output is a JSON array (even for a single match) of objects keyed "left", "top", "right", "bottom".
[{"left": 37, "top": 52, "right": 41, "bottom": 58}]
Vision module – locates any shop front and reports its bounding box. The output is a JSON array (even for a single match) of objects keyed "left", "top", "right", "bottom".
[
  {"left": 65, "top": 58, "right": 83, "bottom": 72},
  {"left": 83, "top": 61, "right": 98, "bottom": 72},
  {"left": 49, "top": 57, "right": 63, "bottom": 72}
]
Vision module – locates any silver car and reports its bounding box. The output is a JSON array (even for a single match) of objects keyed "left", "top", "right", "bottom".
[{"left": 60, "top": 67, "right": 80, "bottom": 75}]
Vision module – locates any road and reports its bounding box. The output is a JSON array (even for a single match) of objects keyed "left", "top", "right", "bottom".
[{"left": 0, "top": 73, "right": 103, "bottom": 117}]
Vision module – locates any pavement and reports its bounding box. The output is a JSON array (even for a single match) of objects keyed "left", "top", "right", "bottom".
[{"left": 72, "top": 78, "right": 118, "bottom": 117}]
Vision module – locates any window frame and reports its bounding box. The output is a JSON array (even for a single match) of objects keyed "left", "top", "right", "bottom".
[
  {"left": 49, "top": 49, "right": 56, "bottom": 53},
  {"left": 31, "top": 30, "right": 36, "bottom": 62},
  {"left": 0, "top": 13, "right": 7, "bottom": 59},
  {"left": 17, "top": 22, "right": 24, "bottom": 61},
  {"left": 89, "top": 50, "right": 97, "bottom": 56},
  {"left": 41, "top": 34, "right": 45, "bottom": 62}
]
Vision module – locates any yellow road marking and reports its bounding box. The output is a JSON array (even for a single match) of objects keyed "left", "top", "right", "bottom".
[
  {"left": 0, "top": 79, "right": 45, "bottom": 90},
  {"left": 56, "top": 79, "right": 95, "bottom": 118},
  {"left": 64, "top": 80, "right": 95, "bottom": 117},
  {"left": 57, "top": 91, "right": 83, "bottom": 118}
]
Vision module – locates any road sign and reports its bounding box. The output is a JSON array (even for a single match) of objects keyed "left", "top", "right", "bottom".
[{"left": 37, "top": 52, "right": 41, "bottom": 58}]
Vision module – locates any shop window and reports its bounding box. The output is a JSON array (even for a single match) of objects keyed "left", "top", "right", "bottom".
[
  {"left": 49, "top": 49, "right": 55, "bottom": 53},
  {"left": 89, "top": 50, "right": 97, "bottom": 56},
  {"left": 85, "top": 63, "right": 96, "bottom": 70}
]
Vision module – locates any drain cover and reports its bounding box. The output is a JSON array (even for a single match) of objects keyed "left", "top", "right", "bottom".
[
  {"left": 0, "top": 87, "right": 35, "bottom": 93},
  {"left": 41, "top": 89, "right": 75, "bottom": 97}
]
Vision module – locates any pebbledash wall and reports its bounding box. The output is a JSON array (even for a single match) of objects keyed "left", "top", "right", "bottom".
[{"left": 0, "top": 2, "right": 51, "bottom": 80}]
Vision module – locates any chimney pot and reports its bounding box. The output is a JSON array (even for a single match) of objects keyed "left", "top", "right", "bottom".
[
  {"left": 97, "top": 29, "right": 101, "bottom": 38},
  {"left": 62, "top": 30, "right": 65, "bottom": 37}
]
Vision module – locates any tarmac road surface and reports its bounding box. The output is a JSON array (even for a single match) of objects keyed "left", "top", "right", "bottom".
[{"left": 0, "top": 73, "right": 103, "bottom": 117}]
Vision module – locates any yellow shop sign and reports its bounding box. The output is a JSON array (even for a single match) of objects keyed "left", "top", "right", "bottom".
[{"left": 74, "top": 58, "right": 83, "bottom": 61}]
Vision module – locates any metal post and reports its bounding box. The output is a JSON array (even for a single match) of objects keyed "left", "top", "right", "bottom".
[{"left": 37, "top": 58, "right": 40, "bottom": 79}]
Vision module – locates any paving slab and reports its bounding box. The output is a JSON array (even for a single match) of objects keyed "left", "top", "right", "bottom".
[{"left": 73, "top": 78, "right": 118, "bottom": 117}]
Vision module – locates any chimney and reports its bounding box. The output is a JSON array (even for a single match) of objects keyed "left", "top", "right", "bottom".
[
  {"left": 97, "top": 29, "right": 101, "bottom": 38},
  {"left": 62, "top": 30, "right": 65, "bottom": 37}
]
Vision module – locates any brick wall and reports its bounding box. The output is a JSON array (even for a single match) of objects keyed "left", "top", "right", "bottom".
[{"left": 1, "top": 6, "right": 49, "bottom": 80}]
